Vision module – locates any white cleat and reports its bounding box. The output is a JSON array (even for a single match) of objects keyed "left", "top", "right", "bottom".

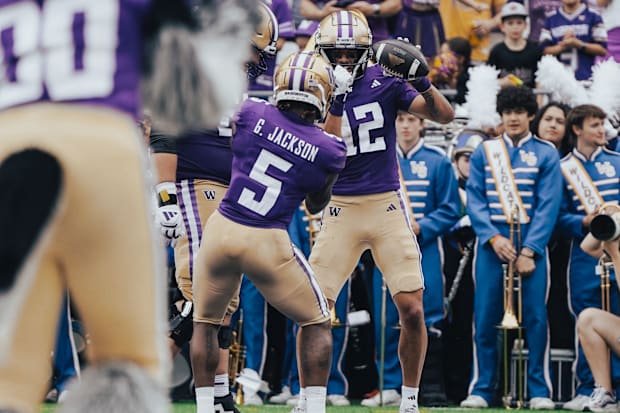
[
  {"left": 269, "top": 386, "right": 293, "bottom": 404},
  {"left": 361, "top": 389, "right": 402, "bottom": 407},
  {"left": 529, "top": 397, "right": 556, "bottom": 410},
  {"left": 563, "top": 394, "right": 590, "bottom": 411},
  {"left": 326, "top": 394, "right": 350, "bottom": 406},
  {"left": 460, "top": 395, "right": 489, "bottom": 408}
]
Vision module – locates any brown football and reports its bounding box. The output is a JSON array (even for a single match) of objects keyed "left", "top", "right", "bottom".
[{"left": 372, "top": 39, "right": 429, "bottom": 80}]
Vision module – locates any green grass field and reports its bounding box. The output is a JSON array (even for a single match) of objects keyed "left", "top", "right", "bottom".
[{"left": 39, "top": 404, "right": 575, "bottom": 413}]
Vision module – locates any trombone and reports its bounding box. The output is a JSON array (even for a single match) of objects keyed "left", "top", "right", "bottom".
[
  {"left": 592, "top": 203, "right": 620, "bottom": 312},
  {"left": 499, "top": 204, "right": 524, "bottom": 409},
  {"left": 596, "top": 256, "right": 612, "bottom": 312},
  {"left": 229, "top": 310, "right": 246, "bottom": 404}
]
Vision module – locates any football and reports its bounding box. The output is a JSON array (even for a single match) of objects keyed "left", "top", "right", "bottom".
[{"left": 372, "top": 39, "right": 429, "bottom": 81}]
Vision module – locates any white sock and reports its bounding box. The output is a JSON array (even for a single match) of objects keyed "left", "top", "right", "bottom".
[
  {"left": 196, "top": 387, "right": 215, "bottom": 413},
  {"left": 401, "top": 386, "right": 419, "bottom": 411},
  {"left": 305, "top": 386, "right": 326, "bottom": 413},
  {"left": 297, "top": 387, "right": 306, "bottom": 407},
  {"left": 213, "top": 374, "right": 229, "bottom": 398}
]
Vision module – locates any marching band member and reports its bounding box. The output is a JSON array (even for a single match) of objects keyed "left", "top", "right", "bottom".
[
  {"left": 557, "top": 104, "right": 620, "bottom": 412},
  {"left": 462, "top": 86, "right": 561, "bottom": 409},
  {"left": 443, "top": 129, "right": 486, "bottom": 403}
]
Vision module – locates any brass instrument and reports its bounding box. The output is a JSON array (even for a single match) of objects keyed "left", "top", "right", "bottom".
[
  {"left": 329, "top": 307, "right": 345, "bottom": 328},
  {"left": 596, "top": 256, "right": 612, "bottom": 312},
  {"left": 499, "top": 204, "right": 524, "bottom": 409},
  {"left": 591, "top": 203, "right": 620, "bottom": 241},
  {"left": 303, "top": 201, "right": 322, "bottom": 250},
  {"left": 592, "top": 203, "right": 620, "bottom": 312},
  {"left": 229, "top": 310, "right": 246, "bottom": 404}
]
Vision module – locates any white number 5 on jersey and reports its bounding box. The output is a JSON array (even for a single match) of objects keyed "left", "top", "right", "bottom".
[{"left": 238, "top": 149, "right": 292, "bottom": 216}]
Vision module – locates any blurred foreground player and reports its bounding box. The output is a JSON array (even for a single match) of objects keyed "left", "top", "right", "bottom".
[{"left": 0, "top": 1, "right": 258, "bottom": 412}]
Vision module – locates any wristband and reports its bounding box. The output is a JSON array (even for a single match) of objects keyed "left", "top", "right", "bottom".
[
  {"left": 328, "top": 94, "right": 346, "bottom": 117},
  {"left": 489, "top": 234, "right": 501, "bottom": 245},
  {"left": 156, "top": 182, "right": 178, "bottom": 207},
  {"left": 372, "top": 3, "right": 381, "bottom": 15},
  {"left": 411, "top": 77, "right": 431, "bottom": 93}
]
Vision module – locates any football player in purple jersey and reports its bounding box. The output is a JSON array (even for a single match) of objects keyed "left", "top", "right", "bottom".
[
  {"left": 150, "top": 4, "right": 279, "bottom": 412},
  {"left": 0, "top": 1, "right": 259, "bottom": 413},
  {"left": 306, "top": 10, "right": 454, "bottom": 413},
  {"left": 189, "top": 51, "right": 348, "bottom": 413}
]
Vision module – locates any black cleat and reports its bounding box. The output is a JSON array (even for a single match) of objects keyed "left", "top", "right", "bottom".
[{"left": 214, "top": 393, "right": 241, "bottom": 413}]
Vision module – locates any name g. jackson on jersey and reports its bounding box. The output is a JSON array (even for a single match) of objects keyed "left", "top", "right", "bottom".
[{"left": 253, "top": 118, "right": 320, "bottom": 163}]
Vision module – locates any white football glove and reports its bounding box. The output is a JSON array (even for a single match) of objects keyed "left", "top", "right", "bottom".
[
  {"left": 333, "top": 64, "right": 354, "bottom": 97},
  {"left": 155, "top": 182, "right": 186, "bottom": 245}
]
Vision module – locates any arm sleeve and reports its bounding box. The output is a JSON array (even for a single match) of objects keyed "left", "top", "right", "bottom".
[
  {"left": 149, "top": 130, "right": 177, "bottom": 154},
  {"left": 466, "top": 145, "right": 501, "bottom": 244},
  {"left": 522, "top": 149, "right": 563, "bottom": 256},
  {"left": 418, "top": 157, "right": 462, "bottom": 245}
]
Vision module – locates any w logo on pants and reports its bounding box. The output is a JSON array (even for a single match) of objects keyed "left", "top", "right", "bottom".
[{"left": 329, "top": 207, "right": 341, "bottom": 216}]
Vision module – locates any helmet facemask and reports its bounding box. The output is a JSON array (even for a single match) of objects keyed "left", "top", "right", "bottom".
[
  {"left": 315, "top": 10, "right": 372, "bottom": 80},
  {"left": 320, "top": 47, "right": 370, "bottom": 80}
]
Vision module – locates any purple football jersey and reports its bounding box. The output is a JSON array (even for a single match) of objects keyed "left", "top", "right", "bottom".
[
  {"left": 539, "top": 4, "right": 607, "bottom": 80},
  {"left": 0, "top": 0, "right": 149, "bottom": 117},
  {"left": 333, "top": 64, "right": 418, "bottom": 195},
  {"left": 219, "top": 98, "right": 347, "bottom": 229},
  {"left": 175, "top": 125, "right": 233, "bottom": 184}
]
